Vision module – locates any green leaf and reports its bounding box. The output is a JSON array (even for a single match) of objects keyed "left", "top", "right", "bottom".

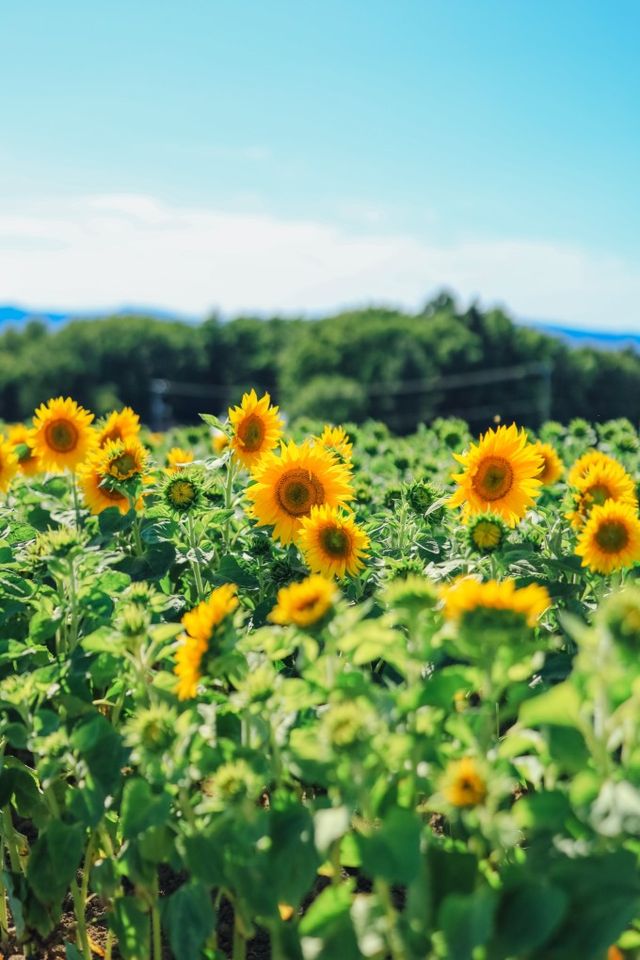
[
  {"left": 513, "top": 791, "right": 572, "bottom": 833},
  {"left": 121, "top": 779, "right": 171, "bottom": 839},
  {"left": 519, "top": 682, "right": 582, "bottom": 728},
  {"left": 27, "top": 821, "right": 85, "bottom": 905},
  {"left": 355, "top": 808, "right": 421, "bottom": 885},
  {"left": 299, "top": 882, "right": 354, "bottom": 937},
  {"left": 109, "top": 896, "right": 150, "bottom": 960},
  {"left": 439, "top": 888, "right": 497, "bottom": 960},
  {"left": 314, "top": 806, "right": 351, "bottom": 857},
  {"left": 65, "top": 944, "right": 84, "bottom": 960},
  {"left": 162, "top": 883, "right": 216, "bottom": 960},
  {"left": 492, "top": 881, "right": 568, "bottom": 957}
]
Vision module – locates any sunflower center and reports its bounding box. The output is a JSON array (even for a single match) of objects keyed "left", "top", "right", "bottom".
[
  {"left": 169, "top": 480, "right": 196, "bottom": 506},
  {"left": 109, "top": 452, "right": 137, "bottom": 479},
  {"left": 595, "top": 520, "right": 629, "bottom": 553},
  {"left": 295, "top": 593, "right": 323, "bottom": 612},
  {"left": 102, "top": 427, "right": 123, "bottom": 444},
  {"left": 320, "top": 526, "right": 350, "bottom": 557},
  {"left": 276, "top": 469, "right": 324, "bottom": 517},
  {"left": 45, "top": 419, "right": 78, "bottom": 453},
  {"left": 473, "top": 521, "right": 501, "bottom": 548},
  {"left": 473, "top": 457, "right": 513, "bottom": 501},
  {"left": 99, "top": 477, "right": 127, "bottom": 501},
  {"left": 586, "top": 483, "right": 611, "bottom": 506},
  {"left": 239, "top": 415, "right": 265, "bottom": 452}
]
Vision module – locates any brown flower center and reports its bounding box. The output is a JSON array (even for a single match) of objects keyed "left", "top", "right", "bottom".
[
  {"left": 321, "top": 525, "right": 350, "bottom": 557},
  {"left": 276, "top": 468, "right": 324, "bottom": 517},
  {"left": 109, "top": 452, "right": 138, "bottom": 479},
  {"left": 239, "top": 414, "right": 265, "bottom": 452},
  {"left": 595, "top": 520, "right": 629, "bottom": 553},
  {"left": 45, "top": 419, "right": 79, "bottom": 453},
  {"left": 473, "top": 456, "right": 514, "bottom": 501}
]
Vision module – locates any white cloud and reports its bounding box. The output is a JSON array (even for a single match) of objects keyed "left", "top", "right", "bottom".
[{"left": 0, "top": 193, "right": 639, "bottom": 330}]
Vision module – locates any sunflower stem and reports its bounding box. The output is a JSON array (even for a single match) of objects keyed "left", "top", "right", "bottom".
[
  {"left": 187, "top": 512, "right": 206, "bottom": 599},
  {"left": 71, "top": 473, "right": 82, "bottom": 529},
  {"left": 224, "top": 458, "right": 236, "bottom": 549}
]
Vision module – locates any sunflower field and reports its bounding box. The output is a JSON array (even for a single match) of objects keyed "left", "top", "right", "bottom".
[{"left": 1, "top": 394, "right": 640, "bottom": 960}]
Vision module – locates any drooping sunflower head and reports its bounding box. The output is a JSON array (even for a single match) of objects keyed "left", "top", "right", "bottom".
[
  {"left": 467, "top": 513, "right": 507, "bottom": 554},
  {"left": 269, "top": 574, "right": 338, "bottom": 628},
  {"left": 96, "top": 407, "right": 141, "bottom": 447},
  {"left": 31, "top": 396, "right": 95, "bottom": 472},
  {"left": 246, "top": 440, "right": 354, "bottom": 544},
  {"left": 315, "top": 424, "right": 353, "bottom": 461},
  {"left": 448, "top": 424, "right": 543, "bottom": 527},
  {"left": 440, "top": 577, "right": 550, "bottom": 630},
  {"left": 166, "top": 446, "right": 194, "bottom": 473},
  {"left": 8, "top": 424, "right": 41, "bottom": 477},
  {"left": 533, "top": 441, "right": 564, "bottom": 486},
  {"left": 567, "top": 449, "right": 616, "bottom": 488},
  {"left": 228, "top": 389, "right": 284, "bottom": 468},
  {"left": 297, "top": 504, "right": 369, "bottom": 578},
  {"left": 0, "top": 434, "right": 19, "bottom": 493},
  {"left": 575, "top": 500, "right": 640, "bottom": 575},
  {"left": 567, "top": 460, "right": 637, "bottom": 528},
  {"left": 443, "top": 757, "right": 487, "bottom": 808},
  {"left": 174, "top": 583, "right": 238, "bottom": 700},
  {"left": 77, "top": 446, "right": 133, "bottom": 516}
]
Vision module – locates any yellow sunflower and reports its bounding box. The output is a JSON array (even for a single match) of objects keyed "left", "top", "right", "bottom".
[
  {"left": 298, "top": 504, "right": 369, "bottom": 578},
  {"left": 174, "top": 584, "right": 238, "bottom": 700},
  {"left": 96, "top": 407, "right": 141, "bottom": 447},
  {"left": 246, "top": 440, "right": 354, "bottom": 544},
  {"left": 0, "top": 434, "right": 19, "bottom": 493},
  {"left": 440, "top": 577, "right": 550, "bottom": 627},
  {"left": 443, "top": 757, "right": 487, "bottom": 807},
  {"left": 575, "top": 500, "right": 640, "bottom": 575},
  {"left": 78, "top": 452, "right": 132, "bottom": 516},
  {"left": 533, "top": 441, "right": 564, "bottom": 485},
  {"left": 8, "top": 424, "right": 41, "bottom": 477},
  {"left": 567, "top": 460, "right": 637, "bottom": 528},
  {"left": 212, "top": 431, "right": 230, "bottom": 454},
  {"left": 101, "top": 438, "right": 148, "bottom": 481},
  {"left": 228, "top": 389, "right": 284, "bottom": 468},
  {"left": 31, "top": 396, "right": 95, "bottom": 472},
  {"left": 316, "top": 424, "right": 353, "bottom": 461},
  {"left": 166, "top": 447, "right": 194, "bottom": 473},
  {"left": 269, "top": 574, "right": 337, "bottom": 628},
  {"left": 567, "top": 449, "right": 617, "bottom": 488},
  {"left": 448, "top": 424, "right": 543, "bottom": 527}
]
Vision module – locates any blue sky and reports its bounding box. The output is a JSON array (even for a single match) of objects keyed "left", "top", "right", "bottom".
[{"left": 1, "top": 0, "right": 639, "bottom": 328}]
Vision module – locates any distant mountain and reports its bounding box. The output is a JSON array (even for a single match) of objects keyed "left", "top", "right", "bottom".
[
  {"left": 0, "top": 304, "right": 198, "bottom": 328},
  {"left": 521, "top": 319, "right": 640, "bottom": 351},
  {"left": 1, "top": 303, "right": 638, "bottom": 351}
]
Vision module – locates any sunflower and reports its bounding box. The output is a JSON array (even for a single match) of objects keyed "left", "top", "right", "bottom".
[
  {"left": 166, "top": 447, "right": 194, "bottom": 473},
  {"left": 0, "top": 434, "right": 19, "bottom": 493},
  {"left": 440, "top": 577, "right": 550, "bottom": 627},
  {"left": 467, "top": 514, "right": 507, "bottom": 553},
  {"left": 246, "top": 440, "right": 354, "bottom": 544},
  {"left": 31, "top": 396, "right": 95, "bottom": 472},
  {"left": 298, "top": 504, "right": 369, "bottom": 578},
  {"left": 212, "top": 431, "right": 230, "bottom": 455},
  {"left": 316, "top": 424, "right": 353, "bottom": 461},
  {"left": 174, "top": 584, "right": 238, "bottom": 699},
  {"left": 78, "top": 447, "right": 134, "bottom": 516},
  {"left": 8, "top": 424, "right": 41, "bottom": 476},
  {"left": 228, "top": 389, "right": 284, "bottom": 468},
  {"left": 567, "top": 460, "right": 637, "bottom": 528},
  {"left": 269, "top": 574, "right": 337, "bottom": 628},
  {"left": 448, "top": 424, "right": 543, "bottom": 527},
  {"left": 96, "top": 407, "right": 141, "bottom": 447},
  {"left": 101, "top": 438, "right": 148, "bottom": 481},
  {"left": 163, "top": 473, "right": 203, "bottom": 514},
  {"left": 443, "top": 757, "right": 487, "bottom": 807},
  {"left": 575, "top": 500, "right": 640, "bottom": 575},
  {"left": 533, "top": 441, "right": 564, "bottom": 485},
  {"left": 567, "top": 449, "right": 617, "bottom": 488}
]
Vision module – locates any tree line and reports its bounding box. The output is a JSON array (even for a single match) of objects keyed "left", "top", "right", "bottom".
[{"left": 1, "top": 293, "right": 638, "bottom": 430}]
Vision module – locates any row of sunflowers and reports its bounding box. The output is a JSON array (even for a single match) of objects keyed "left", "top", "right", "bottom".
[{"left": 0, "top": 392, "right": 639, "bottom": 959}]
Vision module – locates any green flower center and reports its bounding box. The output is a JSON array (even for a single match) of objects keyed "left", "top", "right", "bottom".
[{"left": 321, "top": 526, "right": 350, "bottom": 557}]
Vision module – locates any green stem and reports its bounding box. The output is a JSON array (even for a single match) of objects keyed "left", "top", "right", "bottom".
[
  {"left": 71, "top": 473, "right": 82, "bottom": 529},
  {"left": 73, "top": 831, "right": 96, "bottom": 960},
  {"left": 232, "top": 908, "right": 246, "bottom": 960},
  {"left": 187, "top": 512, "right": 206, "bottom": 599},
  {"left": 152, "top": 881, "right": 162, "bottom": 960},
  {"left": 224, "top": 459, "right": 236, "bottom": 549},
  {"left": 2, "top": 807, "right": 23, "bottom": 874},
  {"left": 376, "top": 879, "right": 407, "bottom": 960},
  {"left": 0, "top": 876, "right": 9, "bottom": 937},
  {"left": 132, "top": 511, "right": 144, "bottom": 557},
  {"left": 104, "top": 929, "right": 114, "bottom": 960}
]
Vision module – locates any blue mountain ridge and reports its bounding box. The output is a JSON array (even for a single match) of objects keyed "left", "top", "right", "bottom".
[{"left": 1, "top": 304, "right": 639, "bottom": 351}]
